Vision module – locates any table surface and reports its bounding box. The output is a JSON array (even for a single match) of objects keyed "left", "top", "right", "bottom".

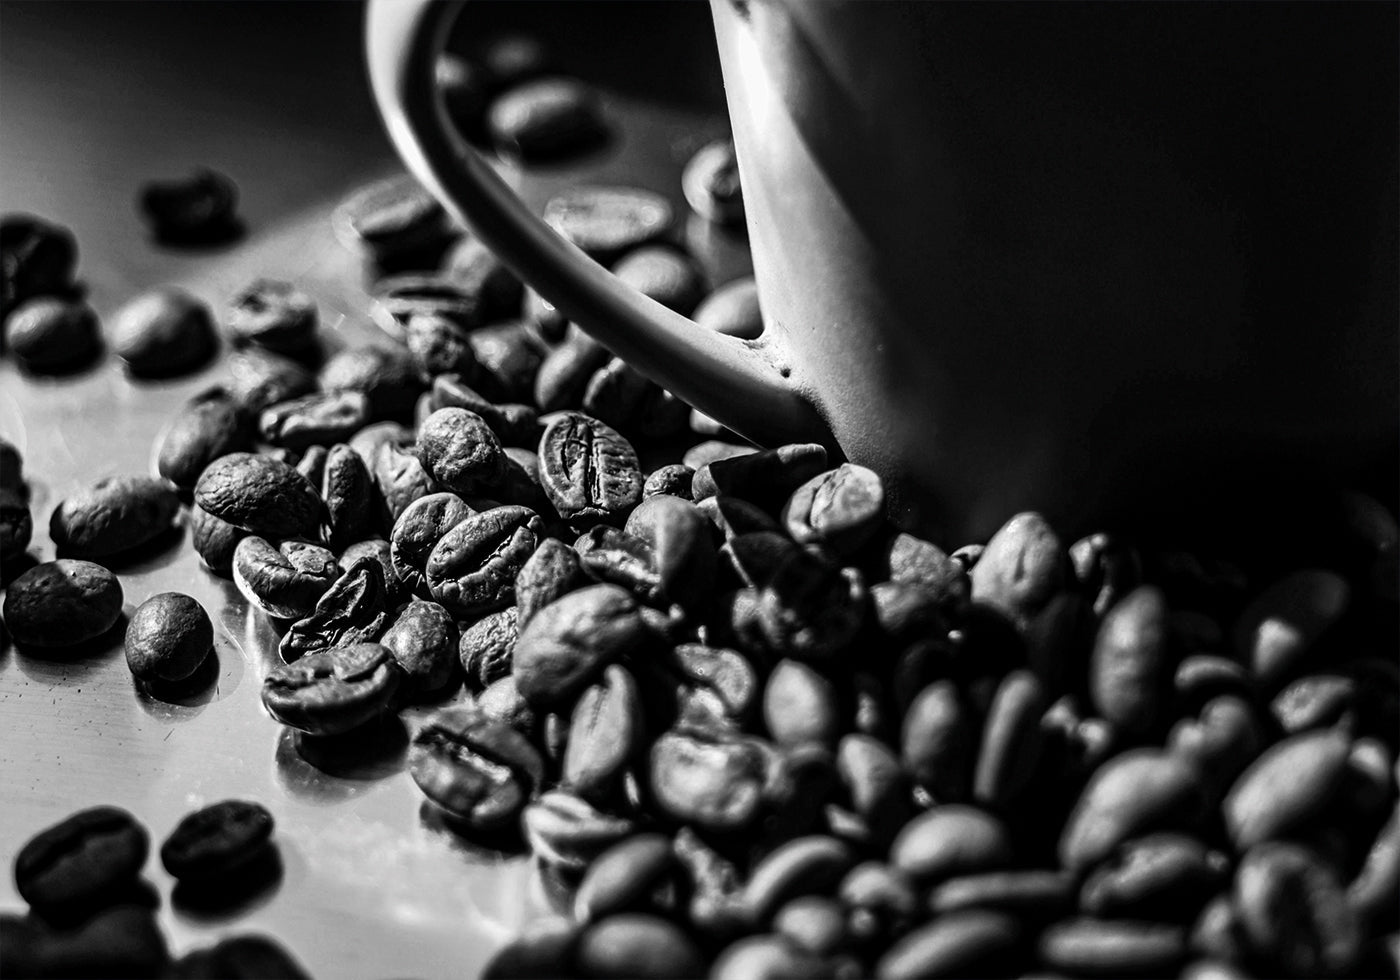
[{"left": 0, "top": 3, "right": 747, "bottom": 976}]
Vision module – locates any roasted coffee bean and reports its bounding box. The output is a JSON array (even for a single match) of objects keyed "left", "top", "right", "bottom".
[
  {"left": 710, "top": 934, "right": 830, "bottom": 980},
  {"left": 700, "top": 497, "right": 784, "bottom": 545},
  {"left": 1173, "top": 655, "right": 1256, "bottom": 716},
  {"left": 1271, "top": 673, "right": 1357, "bottom": 734},
  {"left": 682, "top": 138, "right": 744, "bottom": 226},
  {"left": 1, "top": 213, "right": 77, "bottom": 317},
  {"left": 258, "top": 391, "right": 371, "bottom": 450},
  {"left": 535, "top": 332, "right": 609, "bottom": 412},
  {"left": 973, "top": 669, "right": 1046, "bottom": 808},
  {"left": 538, "top": 412, "right": 643, "bottom": 526},
  {"left": 124, "top": 592, "right": 212, "bottom": 684},
  {"left": 772, "top": 895, "right": 847, "bottom": 956},
  {"left": 261, "top": 642, "right": 401, "bottom": 735},
  {"left": 564, "top": 664, "right": 642, "bottom": 803},
  {"left": 513, "top": 584, "right": 652, "bottom": 709},
  {"left": 574, "top": 833, "right": 676, "bottom": 923},
  {"left": 0, "top": 486, "right": 32, "bottom": 560},
  {"left": 381, "top": 599, "right": 459, "bottom": 696},
  {"left": 232, "top": 537, "right": 338, "bottom": 619},
  {"left": 969, "top": 511, "right": 1068, "bottom": 629},
  {"left": 839, "top": 862, "right": 919, "bottom": 946},
  {"left": 194, "top": 452, "right": 321, "bottom": 538},
  {"left": 371, "top": 273, "right": 484, "bottom": 340},
  {"left": 1167, "top": 695, "right": 1266, "bottom": 798},
  {"left": 643, "top": 464, "right": 694, "bottom": 501},
  {"left": 890, "top": 805, "right": 1013, "bottom": 886},
  {"left": 5, "top": 297, "right": 101, "bottom": 372},
  {"left": 612, "top": 245, "right": 706, "bottom": 315},
  {"left": 417, "top": 407, "right": 507, "bottom": 494},
  {"left": 694, "top": 278, "right": 762, "bottom": 343},
  {"left": 1089, "top": 585, "right": 1172, "bottom": 737},
  {"left": 1233, "top": 569, "right": 1349, "bottom": 689},
  {"left": 754, "top": 548, "right": 865, "bottom": 661},
  {"left": 623, "top": 493, "right": 715, "bottom": 612},
  {"left": 575, "top": 913, "right": 705, "bottom": 980},
  {"left": 764, "top": 659, "right": 841, "bottom": 749},
  {"left": 1060, "top": 749, "right": 1207, "bottom": 871},
  {"left": 1071, "top": 532, "right": 1143, "bottom": 621},
  {"left": 1235, "top": 841, "right": 1360, "bottom": 977},
  {"left": 692, "top": 443, "right": 829, "bottom": 514},
  {"left": 138, "top": 168, "right": 240, "bottom": 244},
  {"left": 542, "top": 186, "right": 671, "bottom": 262},
  {"left": 744, "top": 835, "right": 855, "bottom": 924},
  {"left": 3, "top": 559, "right": 123, "bottom": 647},
  {"left": 156, "top": 390, "right": 249, "bottom": 489},
  {"left": 334, "top": 174, "right": 452, "bottom": 267},
  {"left": 167, "top": 934, "right": 310, "bottom": 980},
  {"left": 522, "top": 789, "right": 637, "bottom": 872},
  {"left": 426, "top": 504, "right": 544, "bottom": 616},
  {"left": 49, "top": 475, "right": 179, "bottom": 559},
  {"left": 225, "top": 347, "right": 317, "bottom": 414},
  {"left": 320, "top": 344, "right": 423, "bottom": 422},
  {"left": 648, "top": 727, "right": 770, "bottom": 832},
  {"left": 476, "top": 675, "right": 540, "bottom": 738},
  {"left": 279, "top": 557, "right": 390, "bottom": 661},
  {"left": 488, "top": 76, "right": 606, "bottom": 159},
  {"left": 405, "top": 312, "right": 477, "bottom": 381},
  {"left": 683, "top": 439, "right": 756, "bottom": 471},
  {"left": 835, "top": 735, "right": 910, "bottom": 848},
  {"left": 189, "top": 505, "right": 246, "bottom": 575},
  {"left": 111, "top": 287, "right": 217, "bottom": 377},
  {"left": 318, "top": 443, "right": 375, "bottom": 549},
  {"left": 880, "top": 532, "right": 968, "bottom": 606},
  {"left": 480, "top": 917, "right": 580, "bottom": 980},
  {"left": 669, "top": 643, "right": 759, "bottom": 729},
  {"left": 368, "top": 438, "right": 440, "bottom": 528},
  {"left": 441, "top": 234, "right": 523, "bottom": 322},
  {"left": 391, "top": 493, "right": 474, "bottom": 597},
  {"left": 759, "top": 742, "right": 840, "bottom": 845},
  {"left": 466, "top": 321, "right": 543, "bottom": 404},
  {"left": 1038, "top": 918, "right": 1187, "bottom": 978},
  {"left": 9, "top": 903, "right": 170, "bottom": 978},
  {"left": 928, "top": 869, "right": 1076, "bottom": 918},
  {"left": 225, "top": 279, "right": 317, "bottom": 354},
  {"left": 409, "top": 705, "right": 545, "bottom": 828},
  {"left": 581, "top": 357, "right": 690, "bottom": 440},
  {"left": 1079, "top": 833, "right": 1229, "bottom": 922},
  {"left": 576, "top": 525, "right": 662, "bottom": 604},
  {"left": 459, "top": 607, "right": 520, "bottom": 690},
  {"left": 515, "top": 537, "right": 586, "bottom": 628},
  {"left": 14, "top": 806, "right": 149, "bottom": 918},
  {"left": 159, "top": 800, "right": 274, "bottom": 883},
  {"left": 339, "top": 538, "right": 404, "bottom": 600},
  {"left": 783, "top": 463, "right": 885, "bottom": 556},
  {"left": 430, "top": 374, "right": 540, "bottom": 448},
  {"left": 1349, "top": 805, "right": 1400, "bottom": 931},
  {"left": 1223, "top": 728, "right": 1350, "bottom": 849},
  {"left": 876, "top": 909, "right": 1022, "bottom": 980}
]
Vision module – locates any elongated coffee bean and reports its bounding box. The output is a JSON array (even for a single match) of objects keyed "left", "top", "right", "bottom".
[
  {"left": 1090, "top": 585, "right": 1172, "bottom": 736},
  {"left": 538, "top": 412, "right": 642, "bottom": 526},
  {"left": 195, "top": 452, "right": 320, "bottom": 538},
  {"left": 279, "top": 557, "right": 390, "bottom": 662},
  {"left": 564, "top": 664, "right": 642, "bottom": 803},
  {"left": 1222, "top": 729, "right": 1350, "bottom": 849},
  {"left": 1235, "top": 841, "right": 1360, "bottom": 978},
  {"left": 409, "top": 706, "right": 545, "bottom": 829},
  {"left": 261, "top": 642, "right": 401, "bottom": 735},
  {"left": 513, "top": 584, "right": 651, "bottom": 709},
  {"left": 876, "top": 910, "right": 1021, "bottom": 980},
  {"left": 391, "top": 492, "right": 475, "bottom": 597},
  {"left": 1060, "top": 750, "right": 1207, "bottom": 871},
  {"left": 50, "top": 476, "right": 180, "bottom": 558},
  {"left": 426, "top": 505, "right": 544, "bottom": 616}
]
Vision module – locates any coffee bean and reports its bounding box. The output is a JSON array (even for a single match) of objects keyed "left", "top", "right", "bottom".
[
  {"left": 1060, "top": 749, "right": 1207, "bottom": 871},
  {"left": 466, "top": 321, "right": 543, "bottom": 404},
  {"left": 111, "top": 287, "right": 217, "bottom": 377},
  {"left": 515, "top": 537, "right": 586, "bottom": 628},
  {"left": 624, "top": 493, "right": 716, "bottom": 613},
  {"left": 1090, "top": 585, "right": 1172, "bottom": 737},
  {"left": 49, "top": 475, "right": 179, "bottom": 559},
  {"left": 1222, "top": 729, "right": 1351, "bottom": 849},
  {"left": 574, "top": 833, "right": 676, "bottom": 923},
  {"left": 668, "top": 642, "right": 759, "bottom": 729},
  {"left": 1233, "top": 569, "right": 1350, "bottom": 689},
  {"left": 612, "top": 245, "right": 706, "bottom": 316},
  {"left": 417, "top": 407, "right": 507, "bottom": 494},
  {"left": 440, "top": 235, "right": 523, "bottom": 322},
  {"left": 231, "top": 537, "right": 337, "bottom": 619},
  {"left": 390, "top": 492, "right": 474, "bottom": 596},
  {"left": 124, "top": 592, "right": 212, "bottom": 684},
  {"left": 409, "top": 705, "right": 545, "bottom": 828},
  {"left": 969, "top": 511, "right": 1068, "bottom": 629},
  {"left": 522, "top": 789, "right": 636, "bottom": 872},
  {"left": 783, "top": 464, "right": 885, "bottom": 556},
  {"left": 974, "top": 669, "right": 1046, "bottom": 808},
  {"left": 15, "top": 806, "right": 149, "bottom": 918},
  {"left": 168, "top": 934, "right": 311, "bottom": 980},
  {"left": 643, "top": 465, "right": 694, "bottom": 501},
  {"left": 279, "top": 557, "right": 391, "bottom": 662},
  {"left": 430, "top": 374, "right": 540, "bottom": 448},
  {"left": 692, "top": 443, "right": 829, "bottom": 514},
  {"left": 576, "top": 525, "right": 662, "bottom": 605},
  {"left": 764, "top": 659, "right": 841, "bottom": 749},
  {"left": 139, "top": 168, "right": 240, "bottom": 244},
  {"left": 743, "top": 835, "right": 854, "bottom": 924},
  {"left": 1167, "top": 695, "right": 1266, "bottom": 798},
  {"left": 876, "top": 910, "right": 1022, "bottom": 980},
  {"left": 1038, "top": 918, "right": 1187, "bottom": 978},
  {"left": 258, "top": 391, "right": 371, "bottom": 451},
  {"left": 159, "top": 800, "right": 274, "bottom": 883},
  {"left": 405, "top": 313, "right": 476, "bottom": 382},
  {"left": 539, "top": 412, "right": 643, "bottom": 527},
  {"left": 156, "top": 391, "right": 250, "bottom": 490},
  {"left": 226, "top": 279, "right": 318, "bottom": 355},
  {"left": 334, "top": 174, "right": 452, "bottom": 268},
  {"left": 649, "top": 728, "right": 770, "bottom": 832},
  {"left": 771, "top": 895, "right": 847, "bottom": 956},
  {"left": 371, "top": 274, "right": 485, "bottom": 340},
  {"left": 261, "top": 642, "right": 401, "bottom": 735},
  {"left": 13, "top": 903, "right": 170, "bottom": 978},
  {"left": 1235, "top": 841, "right": 1360, "bottom": 978},
  {"left": 1079, "top": 833, "right": 1229, "bottom": 921},
  {"left": 189, "top": 505, "right": 246, "bottom": 576},
  {"left": 900, "top": 680, "right": 974, "bottom": 803},
  {"left": 320, "top": 344, "right": 423, "bottom": 422},
  {"left": 1271, "top": 673, "right": 1357, "bottom": 734},
  {"left": 755, "top": 548, "right": 865, "bottom": 661},
  {"left": 710, "top": 934, "right": 830, "bottom": 980},
  {"left": 838, "top": 862, "right": 919, "bottom": 948},
  {"left": 368, "top": 439, "right": 440, "bottom": 529},
  {"left": 195, "top": 452, "right": 321, "bottom": 539},
  {"left": 488, "top": 76, "right": 606, "bottom": 159},
  {"left": 834, "top": 735, "right": 910, "bottom": 848},
  {"left": 5, "top": 297, "right": 101, "bottom": 372},
  {"left": 535, "top": 333, "right": 609, "bottom": 412},
  {"left": 225, "top": 347, "right": 317, "bottom": 415},
  {"left": 542, "top": 186, "right": 671, "bottom": 262},
  {"left": 1173, "top": 655, "right": 1256, "bottom": 716},
  {"left": 426, "top": 504, "right": 545, "bottom": 616},
  {"left": 381, "top": 599, "right": 459, "bottom": 696},
  {"left": 682, "top": 138, "right": 744, "bottom": 226},
  {"left": 564, "top": 664, "right": 642, "bottom": 803},
  {"left": 1349, "top": 804, "right": 1400, "bottom": 931},
  {"left": 890, "top": 806, "right": 1013, "bottom": 886},
  {"left": 1, "top": 213, "right": 76, "bottom": 317},
  {"left": 760, "top": 742, "right": 839, "bottom": 846},
  {"left": 314, "top": 444, "right": 372, "bottom": 550},
  {"left": 581, "top": 357, "right": 690, "bottom": 440},
  {"left": 575, "top": 913, "right": 705, "bottom": 980},
  {"left": 3, "top": 559, "right": 123, "bottom": 647},
  {"left": 459, "top": 607, "right": 520, "bottom": 690},
  {"left": 513, "top": 584, "right": 652, "bottom": 709},
  {"left": 927, "top": 869, "right": 1075, "bottom": 919}
]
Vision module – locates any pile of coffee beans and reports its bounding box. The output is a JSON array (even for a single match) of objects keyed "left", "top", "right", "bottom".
[
  {"left": 2, "top": 32, "right": 1396, "bottom": 979},
  {"left": 3, "top": 802, "right": 304, "bottom": 978}
]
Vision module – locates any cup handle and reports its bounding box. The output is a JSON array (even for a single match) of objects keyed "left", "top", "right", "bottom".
[{"left": 365, "top": 0, "right": 829, "bottom": 449}]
